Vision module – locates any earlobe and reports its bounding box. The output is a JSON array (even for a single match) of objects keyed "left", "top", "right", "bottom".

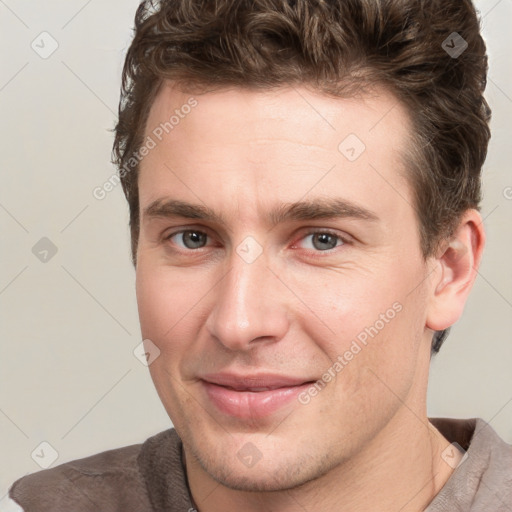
[{"left": 425, "top": 209, "right": 485, "bottom": 332}]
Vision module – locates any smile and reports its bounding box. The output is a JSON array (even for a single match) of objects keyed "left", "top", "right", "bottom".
[{"left": 201, "top": 380, "right": 314, "bottom": 419}]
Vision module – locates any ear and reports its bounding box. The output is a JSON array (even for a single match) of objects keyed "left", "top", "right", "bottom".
[{"left": 425, "top": 209, "right": 486, "bottom": 332}]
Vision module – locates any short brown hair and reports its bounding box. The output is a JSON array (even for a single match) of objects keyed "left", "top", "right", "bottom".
[{"left": 113, "top": 0, "right": 491, "bottom": 352}]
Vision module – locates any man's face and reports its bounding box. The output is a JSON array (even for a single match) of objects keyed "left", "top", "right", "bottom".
[{"left": 136, "top": 82, "right": 433, "bottom": 491}]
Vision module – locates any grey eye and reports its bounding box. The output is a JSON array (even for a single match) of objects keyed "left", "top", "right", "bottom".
[
  {"left": 175, "top": 230, "right": 208, "bottom": 249},
  {"left": 301, "top": 232, "right": 342, "bottom": 251}
]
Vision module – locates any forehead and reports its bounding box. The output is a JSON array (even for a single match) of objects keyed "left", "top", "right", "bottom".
[
  {"left": 139, "top": 81, "right": 414, "bottom": 227},
  {"left": 144, "top": 81, "right": 409, "bottom": 147}
]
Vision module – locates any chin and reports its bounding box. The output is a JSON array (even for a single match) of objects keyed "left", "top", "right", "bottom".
[
  {"left": 205, "top": 463, "right": 316, "bottom": 492},
  {"left": 192, "top": 440, "right": 338, "bottom": 493}
]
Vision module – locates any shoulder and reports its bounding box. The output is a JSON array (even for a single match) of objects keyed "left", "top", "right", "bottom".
[
  {"left": 8, "top": 430, "right": 178, "bottom": 512},
  {"left": 427, "top": 417, "right": 512, "bottom": 511}
]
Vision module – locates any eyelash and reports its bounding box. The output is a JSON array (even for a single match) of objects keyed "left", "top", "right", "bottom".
[{"left": 163, "top": 228, "right": 350, "bottom": 255}]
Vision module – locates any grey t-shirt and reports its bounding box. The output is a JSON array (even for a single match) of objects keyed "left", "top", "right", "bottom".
[{"left": 8, "top": 417, "right": 512, "bottom": 511}]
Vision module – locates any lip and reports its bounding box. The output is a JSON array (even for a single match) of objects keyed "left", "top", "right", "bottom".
[
  {"left": 201, "top": 372, "right": 312, "bottom": 390},
  {"left": 200, "top": 373, "right": 315, "bottom": 419}
]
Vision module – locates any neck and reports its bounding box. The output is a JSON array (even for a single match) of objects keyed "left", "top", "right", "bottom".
[{"left": 183, "top": 411, "right": 455, "bottom": 512}]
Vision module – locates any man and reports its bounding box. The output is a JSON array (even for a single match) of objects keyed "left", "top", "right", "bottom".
[{"left": 8, "top": 0, "right": 511, "bottom": 510}]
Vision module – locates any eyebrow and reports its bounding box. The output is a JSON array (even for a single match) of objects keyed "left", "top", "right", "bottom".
[{"left": 142, "top": 197, "right": 380, "bottom": 227}]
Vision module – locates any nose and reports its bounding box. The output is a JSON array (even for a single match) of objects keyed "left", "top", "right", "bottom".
[{"left": 205, "top": 245, "right": 290, "bottom": 352}]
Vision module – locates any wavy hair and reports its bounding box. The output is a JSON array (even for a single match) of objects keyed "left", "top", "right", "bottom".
[{"left": 113, "top": 0, "right": 491, "bottom": 353}]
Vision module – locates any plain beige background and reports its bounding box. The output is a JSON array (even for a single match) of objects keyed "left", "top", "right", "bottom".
[{"left": 1, "top": 0, "right": 511, "bottom": 503}]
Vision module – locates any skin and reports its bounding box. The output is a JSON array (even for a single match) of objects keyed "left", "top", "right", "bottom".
[{"left": 135, "top": 81, "right": 485, "bottom": 511}]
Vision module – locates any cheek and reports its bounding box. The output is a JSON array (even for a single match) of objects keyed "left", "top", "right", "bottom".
[
  {"left": 135, "top": 262, "right": 215, "bottom": 360},
  {"left": 136, "top": 266, "right": 168, "bottom": 338},
  {"left": 290, "top": 260, "right": 426, "bottom": 372},
  {"left": 135, "top": 264, "right": 191, "bottom": 346},
  {"left": 289, "top": 269, "right": 396, "bottom": 346}
]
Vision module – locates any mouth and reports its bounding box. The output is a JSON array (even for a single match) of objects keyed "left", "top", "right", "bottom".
[
  {"left": 219, "top": 384, "right": 297, "bottom": 392},
  {"left": 200, "top": 373, "right": 316, "bottom": 419}
]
